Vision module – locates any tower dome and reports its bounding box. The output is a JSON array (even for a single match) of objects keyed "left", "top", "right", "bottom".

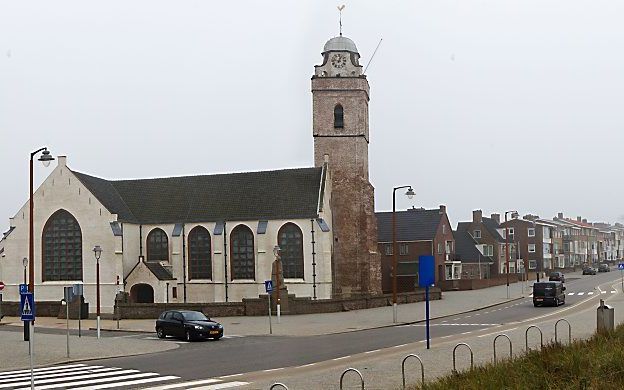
[{"left": 322, "top": 36, "right": 358, "bottom": 54}]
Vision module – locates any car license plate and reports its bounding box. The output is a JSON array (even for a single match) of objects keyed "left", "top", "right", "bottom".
[
  {"left": 209, "top": 330, "right": 219, "bottom": 335},
  {"left": 536, "top": 298, "right": 543, "bottom": 301}
]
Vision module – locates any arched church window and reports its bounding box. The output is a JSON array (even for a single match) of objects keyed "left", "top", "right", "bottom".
[
  {"left": 42, "top": 209, "right": 82, "bottom": 281},
  {"left": 231, "top": 225, "right": 255, "bottom": 280},
  {"left": 278, "top": 223, "right": 304, "bottom": 279},
  {"left": 334, "top": 104, "right": 344, "bottom": 128},
  {"left": 188, "top": 226, "right": 211, "bottom": 279},
  {"left": 147, "top": 228, "right": 169, "bottom": 262}
]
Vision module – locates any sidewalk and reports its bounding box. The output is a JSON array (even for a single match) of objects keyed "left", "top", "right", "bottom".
[{"left": 1, "top": 280, "right": 529, "bottom": 337}]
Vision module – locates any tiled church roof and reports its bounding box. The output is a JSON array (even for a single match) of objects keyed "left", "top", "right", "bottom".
[{"left": 72, "top": 167, "right": 324, "bottom": 224}]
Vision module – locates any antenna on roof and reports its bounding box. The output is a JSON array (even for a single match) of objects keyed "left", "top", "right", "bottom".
[
  {"left": 364, "top": 38, "right": 383, "bottom": 74},
  {"left": 337, "top": 4, "right": 345, "bottom": 36}
]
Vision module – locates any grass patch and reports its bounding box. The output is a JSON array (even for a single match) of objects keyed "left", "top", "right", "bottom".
[{"left": 409, "top": 323, "right": 624, "bottom": 390}]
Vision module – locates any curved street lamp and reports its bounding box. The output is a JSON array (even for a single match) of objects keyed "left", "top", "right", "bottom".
[
  {"left": 93, "top": 245, "right": 103, "bottom": 338},
  {"left": 504, "top": 211, "right": 519, "bottom": 299},
  {"left": 273, "top": 245, "right": 282, "bottom": 323},
  {"left": 392, "top": 185, "right": 415, "bottom": 323}
]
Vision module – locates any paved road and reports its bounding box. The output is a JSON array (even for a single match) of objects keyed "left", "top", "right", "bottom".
[{"left": 1, "top": 271, "right": 621, "bottom": 389}]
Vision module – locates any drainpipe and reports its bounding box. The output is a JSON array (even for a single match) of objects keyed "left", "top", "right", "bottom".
[
  {"left": 182, "top": 224, "right": 187, "bottom": 303},
  {"left": 224, "top": 221, "right": 228, "bottom": 302},
  {"left": 139, "top": 225, "right": 143, "bottom": 257},
  {"left": 310, "top": 219, "right": 317, "bottom": 300}
]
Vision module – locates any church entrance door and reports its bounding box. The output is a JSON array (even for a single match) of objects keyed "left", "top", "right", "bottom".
[{"left": 131, "top": 283, "right": 155, "bottom": 303}]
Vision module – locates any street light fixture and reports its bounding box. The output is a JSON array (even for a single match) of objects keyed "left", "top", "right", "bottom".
[
  {"left": 22, "top": 257, "right": 28, "bottom": 285},
  {"left": 392, "top": 185, "right": 415, "bottom": 323},
  {"left": 273, "top": 245, "right": 282, "bottom": 324},
  {"left": 25, "top": 147, "right": 54, "bottom": 341},
  {"left": 504, "top": 210, "right": 519, "bottom": 299},
  {"left": 93, "top": 245, "right": 103, "bottom": 339}
]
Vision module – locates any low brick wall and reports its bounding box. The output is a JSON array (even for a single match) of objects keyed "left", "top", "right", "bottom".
[
  {"left": 439, "top": 275, "right": 520, "bottom": 291},
  {"left": 0, "top": 301, "right": 63, "bottom": 317},
  {"left": 116, "top": 302, "right": 246, "bottom": 319}
]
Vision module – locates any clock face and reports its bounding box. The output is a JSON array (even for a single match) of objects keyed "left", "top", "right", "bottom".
[{"left": 331, "top": 53, "right": 347, "bottom": 68}]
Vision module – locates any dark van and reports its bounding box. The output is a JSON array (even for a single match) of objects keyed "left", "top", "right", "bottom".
[{"left": 533, "top": 281, "right": 566, "bottom": 307}]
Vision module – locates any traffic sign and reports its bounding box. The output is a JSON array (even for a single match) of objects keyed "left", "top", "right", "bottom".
[
  {"left": 0, "top": 281, "right": 5, "bottom": 291},
  {"left": 618, "top": 263, "right": 624, "bottom": 270},
  {"left": 19, "top": 283, "right": 28, "bottom": 294},
  {"left": 20, "top": 292, "right": 35, "bottom": 321},
  {"left": 264, "top": 280, "right": 273, "bottom": 293}
]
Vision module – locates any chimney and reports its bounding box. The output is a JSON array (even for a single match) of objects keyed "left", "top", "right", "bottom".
[
  {"left": 58, "top": 155, "right": 67, "bottom": 167},
  {"left": 557, "top": 212, "right": 563, "bottom": 219},
  {"left": 577, "top": 216, "right": 582, "bottom": 222},
  {"left": 473, "top": 210, "right": 482, "bottom": 223},
  {"left": 9, "top": 217, "right": 15, "bottom": 227},
  {"left": 439, "top": 205, "right": 446, "bottom": 214},
  {"left": 582, "top": 218, "right": 587, "bottom": 223},
  {"left": 491, "top": 213, "right": 500, "bottom": 224}
]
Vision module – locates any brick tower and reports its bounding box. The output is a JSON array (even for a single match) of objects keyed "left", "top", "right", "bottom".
[{"left": 312, "top": 35, "right": 381, "bottom": 297}]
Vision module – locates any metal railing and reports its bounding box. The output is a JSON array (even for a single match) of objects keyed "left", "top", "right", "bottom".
[
  {"left": 402, "top": 354, "right": 424, "bottom": 389},
  {"left": 340, "top": 368, "right": 365, "bottom": 390},
  {"left": 525, "top": 325, "right": 543, "bottom": 351},
  {"left": 452, "top": 343, "right": 474, "bottom": 373},
  {"left": 555, "top": 319, "right": 572, "bottom": 345},
  {"left": 269, "top": 384, "right": 289, "bottom": 390},
  {"left": 493, "top": 334, "right": 512, "bottom": 363}
]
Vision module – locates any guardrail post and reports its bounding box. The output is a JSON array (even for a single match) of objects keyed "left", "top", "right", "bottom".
[
  {"left": 401, "top": 354, "right": 425, "bottom": 389},
  {"left": 452, "top": 343, "right": 474, "bottom": 373},
  {"left": 493, "top": 334, "right": 512, "bottom": 363},
  {"left": 269, "top": 383, "right": 289, "bottom": 390},
  {"left": 525, "top": 325, "right": 544, "bottom": 351},
  {"left": 340, "top": 368, "right": 364, "bottom": 390},
  {"left": 554, "top": 319, "right": 572, "bottom": 345}
]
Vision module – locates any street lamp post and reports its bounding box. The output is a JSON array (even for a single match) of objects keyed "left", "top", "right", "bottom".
[
  {"left": 392, "top": 185, "right": 415, "bottom": 323},
  {"left": 504, "top": 211, "right": 518, "bottom": 299},
  {"left": 25, "top": 147, "right": 54, "bottom": 341},
  {"left": 273, "top": 245, "right": 282, "bottom": 324},
  {"left": 93, "top": 245, "right": 102, "bottom": 339}
]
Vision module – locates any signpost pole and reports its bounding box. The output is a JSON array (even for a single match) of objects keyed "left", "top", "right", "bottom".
[
  {"left": 418, "top": 255, "right": 435, "bottom": 350},
  {"left": 268, "top": 292, "right": 272, "bottom": 335},
  {"left": 29, "top": 321, "right": 34, "bottom": 390},
  {"left": 425, "top": 285, "right": 430, "bottom": 350},
  {"left": 265, "top": 280, "right": 273, "bottom": 335}
]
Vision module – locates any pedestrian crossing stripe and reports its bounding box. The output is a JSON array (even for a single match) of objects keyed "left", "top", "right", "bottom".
[{"left": 0, "top": 363, "right": 249, "bottom": 390}]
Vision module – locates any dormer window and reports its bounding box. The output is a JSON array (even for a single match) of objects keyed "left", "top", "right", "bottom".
[{"left": 334, "top": 104, "right": 344, "bottom": 128}]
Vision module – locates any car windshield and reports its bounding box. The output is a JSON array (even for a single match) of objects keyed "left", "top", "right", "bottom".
[{"left": 182, "top": 312, "right": 209, "bottom": 321}]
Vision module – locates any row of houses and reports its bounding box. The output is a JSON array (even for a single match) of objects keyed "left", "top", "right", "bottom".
[{"left": 376, "top": 207, "right": 624, "bottom": 292}]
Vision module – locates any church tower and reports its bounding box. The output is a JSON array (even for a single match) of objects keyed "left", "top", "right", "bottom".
[{"left": 312, "top": 35, "right": 381, "bottom": 297}]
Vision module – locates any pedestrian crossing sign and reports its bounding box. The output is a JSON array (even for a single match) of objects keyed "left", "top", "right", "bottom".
[
  {"left": 20, "top": 292, "right": 35, "bottom": 321},
  {"left": 618, "top": 263, "right": 624, "bottom": 270}
]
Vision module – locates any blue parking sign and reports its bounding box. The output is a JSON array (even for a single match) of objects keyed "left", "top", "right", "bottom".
[
  {"left": 264, "top": 280, "right": 273, "bottom": 293},
  {"left": 19, "top": 284, "right": 28, "bottom": 294},
  {"left": 20, "top": 292, "right": 35, "bottom": 321}
]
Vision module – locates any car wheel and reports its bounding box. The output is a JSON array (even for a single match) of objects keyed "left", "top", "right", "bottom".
[
  {"left": 156, "top": 327, "right": 166, "bottom": 339},
  {"left": 185, "top": 330, "right": 193, "bottom": 342}
]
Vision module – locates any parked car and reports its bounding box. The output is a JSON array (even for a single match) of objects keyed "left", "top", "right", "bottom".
[
  {"left": 156, "top": 310, "right": 223, "bottom": 341},
  {"left": 548, "top": 272, "right": 566, "bottom": 283},
  {"left": 583, "top": 267, "right": 597, "bottom": 275},
  {"left": 533, "top": 281, "right": 566, "bottom": 307},
  {"left": 598, "top": 264, "right": 611, "bottom": 272}
]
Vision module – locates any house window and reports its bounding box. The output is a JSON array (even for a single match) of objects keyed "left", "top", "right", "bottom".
[
  {"left": 473, "top": 230, "right": 481, "bottom": 238},
  {"left": 188, "top": 226, "right": 212, "bottom": 280},
  {"left": 147, "top": 228, "right": 169, "bottom": 262},
  {"left": 230, "top": 225, "right": 255, "bottom": 280},
  {"left": 484, "top": 245, "right": 493, "bottom": 257},
  {"left": 172, "top": 287, "right": 177, "bottom": 299},
  {"left": 399, "top": 243, "right": 409, "bottom": 255},
  {"left": 437, "top": 243, "right": 443, "bottom": 254},
  {"left": 508, "top": 228, "right": 515, "bottom": 236},
  {"left": 442, "top": 224, "right": 446, "bottom": 234},
  {"left": 42, "top": 209, "right": 83, "bottom": 281},
  {"left": 528, "top": 228, "right": 535, "bottom": 237},
  {"left": 278, "top": 223, "right": 304, "bottom": 278},
  {"left": 334, "top": 104, "right": 344, "bottom": 128},
  {"left": 385, "top": 244, "right": 393, "bottom": 255},
  {"left": 528, "top": 244, "right": 536, "bottom": 253},
  {"left": 529, "top": 260, "right": 537, "bottom": 269}
]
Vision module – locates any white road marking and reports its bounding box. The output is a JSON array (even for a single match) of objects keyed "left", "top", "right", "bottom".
[
  {"left": 393, "top": 343, "right": 409, "bottom": 348},
  {"left": 13, "top": 373, "right": 169, "bottom": 390},
  {"left": 461, "top": 331, "right": 471, "bottom": 335},
  {"left": 601, "top": 291, "right": 607, "bottom": 294},
  {"left": 196, "top": 382, "right": 249, "bottom": 390},
  {"left": 333, "top": 356, "right": 350, "bottom": 360},
  {"left": 0, "top": 364, "right": 87, "bottom": 378},
  {"left": 85, "top": 375, "right": 181, "bottom": 390},
  {"left": 2, "top": 367, "right": 119, "bottom": 383},
  {"left": 588, "top": 292, "right": 594, "bottom": 295},
  {"left": 3, "top": 370, "right": 143, "bottom": 389},
  {"left": 612, "top": 290, "right": 618, "bottom": 294},
  {"left": 364, "top": 349, "right": 380, "bottom": 354},
  {"left": 577, "top": 292, "right": 585, "bottom": 296},
  {"left": 218, "top": 374, "right": 243, "bottom": 379},
  {"left": 262, "top": 368, "right": 283, "bottom": 373},
  {"left": 568, "top": 293, "right": 574, "bottom": 295},
  {"left": 144, "top": 378, "right": 222, "bottom": 389},
  {"left": 300, "top": 363, "right": 317, "bottom": 367},
  {"left": 597, "top": 285, "right": 604, "bottom": 293},
  {"left": 478, "top": 327, "right": 517, "bottom": 338}
]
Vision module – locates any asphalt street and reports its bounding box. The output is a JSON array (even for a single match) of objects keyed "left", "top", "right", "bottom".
[{"left": 83, "top": 271, "right": 622, "bottom": 381}]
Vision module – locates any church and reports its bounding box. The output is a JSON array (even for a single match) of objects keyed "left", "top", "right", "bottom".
[{"left": 0, "top": 33, "right": 381, "bottom": 313}]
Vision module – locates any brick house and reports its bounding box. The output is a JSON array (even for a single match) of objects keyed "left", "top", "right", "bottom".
[{"left": 375, "top": 205, "right": 454, "bottom": 293}]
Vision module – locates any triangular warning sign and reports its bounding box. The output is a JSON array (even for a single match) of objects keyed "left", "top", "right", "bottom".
[{"left": 22, "top": 296, "right": 32, "bottom": 316}]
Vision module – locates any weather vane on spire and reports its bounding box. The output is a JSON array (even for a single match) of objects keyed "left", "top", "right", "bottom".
[{"left": 337, "top": 4, "right": 345, "bottom": 36}]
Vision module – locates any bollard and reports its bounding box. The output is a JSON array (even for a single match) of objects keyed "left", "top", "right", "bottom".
[
  {"left": 401, "top": 354, "right": 425, "bottom": 389},
  {"left": 452, "top": 343, "right": 474, "bottom": 373},
  {"left": 554, "top": 319, "right": 572, "bottom": 345},
  {"left": 340, "top": 368, "right": 364, "bottom": 390},
  {"left": 596, "top": 299, "right": 614, "bottom": 333},
  {"left": 525, "top": 325, "right": 543, "bottom": 351},
  {"left": 493, "top": 334, "right": 512, "bottom": 363},
  {"left": 269, "top": 383, "right": 289, "bottom": 390}
]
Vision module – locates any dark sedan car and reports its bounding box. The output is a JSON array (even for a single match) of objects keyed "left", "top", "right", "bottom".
[
  {"left": 156, "top": 310, "right": 223, "bottom": 341},
  {"left": 583, "top": 267, "right": 597, "bottom": 275},
  {"left": 598, "top": 264, "right": 611, "bottom": 272},
  {"left": 548, "top": 272, "right": 565, "bottom": 283}
]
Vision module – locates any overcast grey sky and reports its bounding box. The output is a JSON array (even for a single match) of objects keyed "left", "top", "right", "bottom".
[{"left": 2, "top": 0, "right": 624, "bottom": 232}]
